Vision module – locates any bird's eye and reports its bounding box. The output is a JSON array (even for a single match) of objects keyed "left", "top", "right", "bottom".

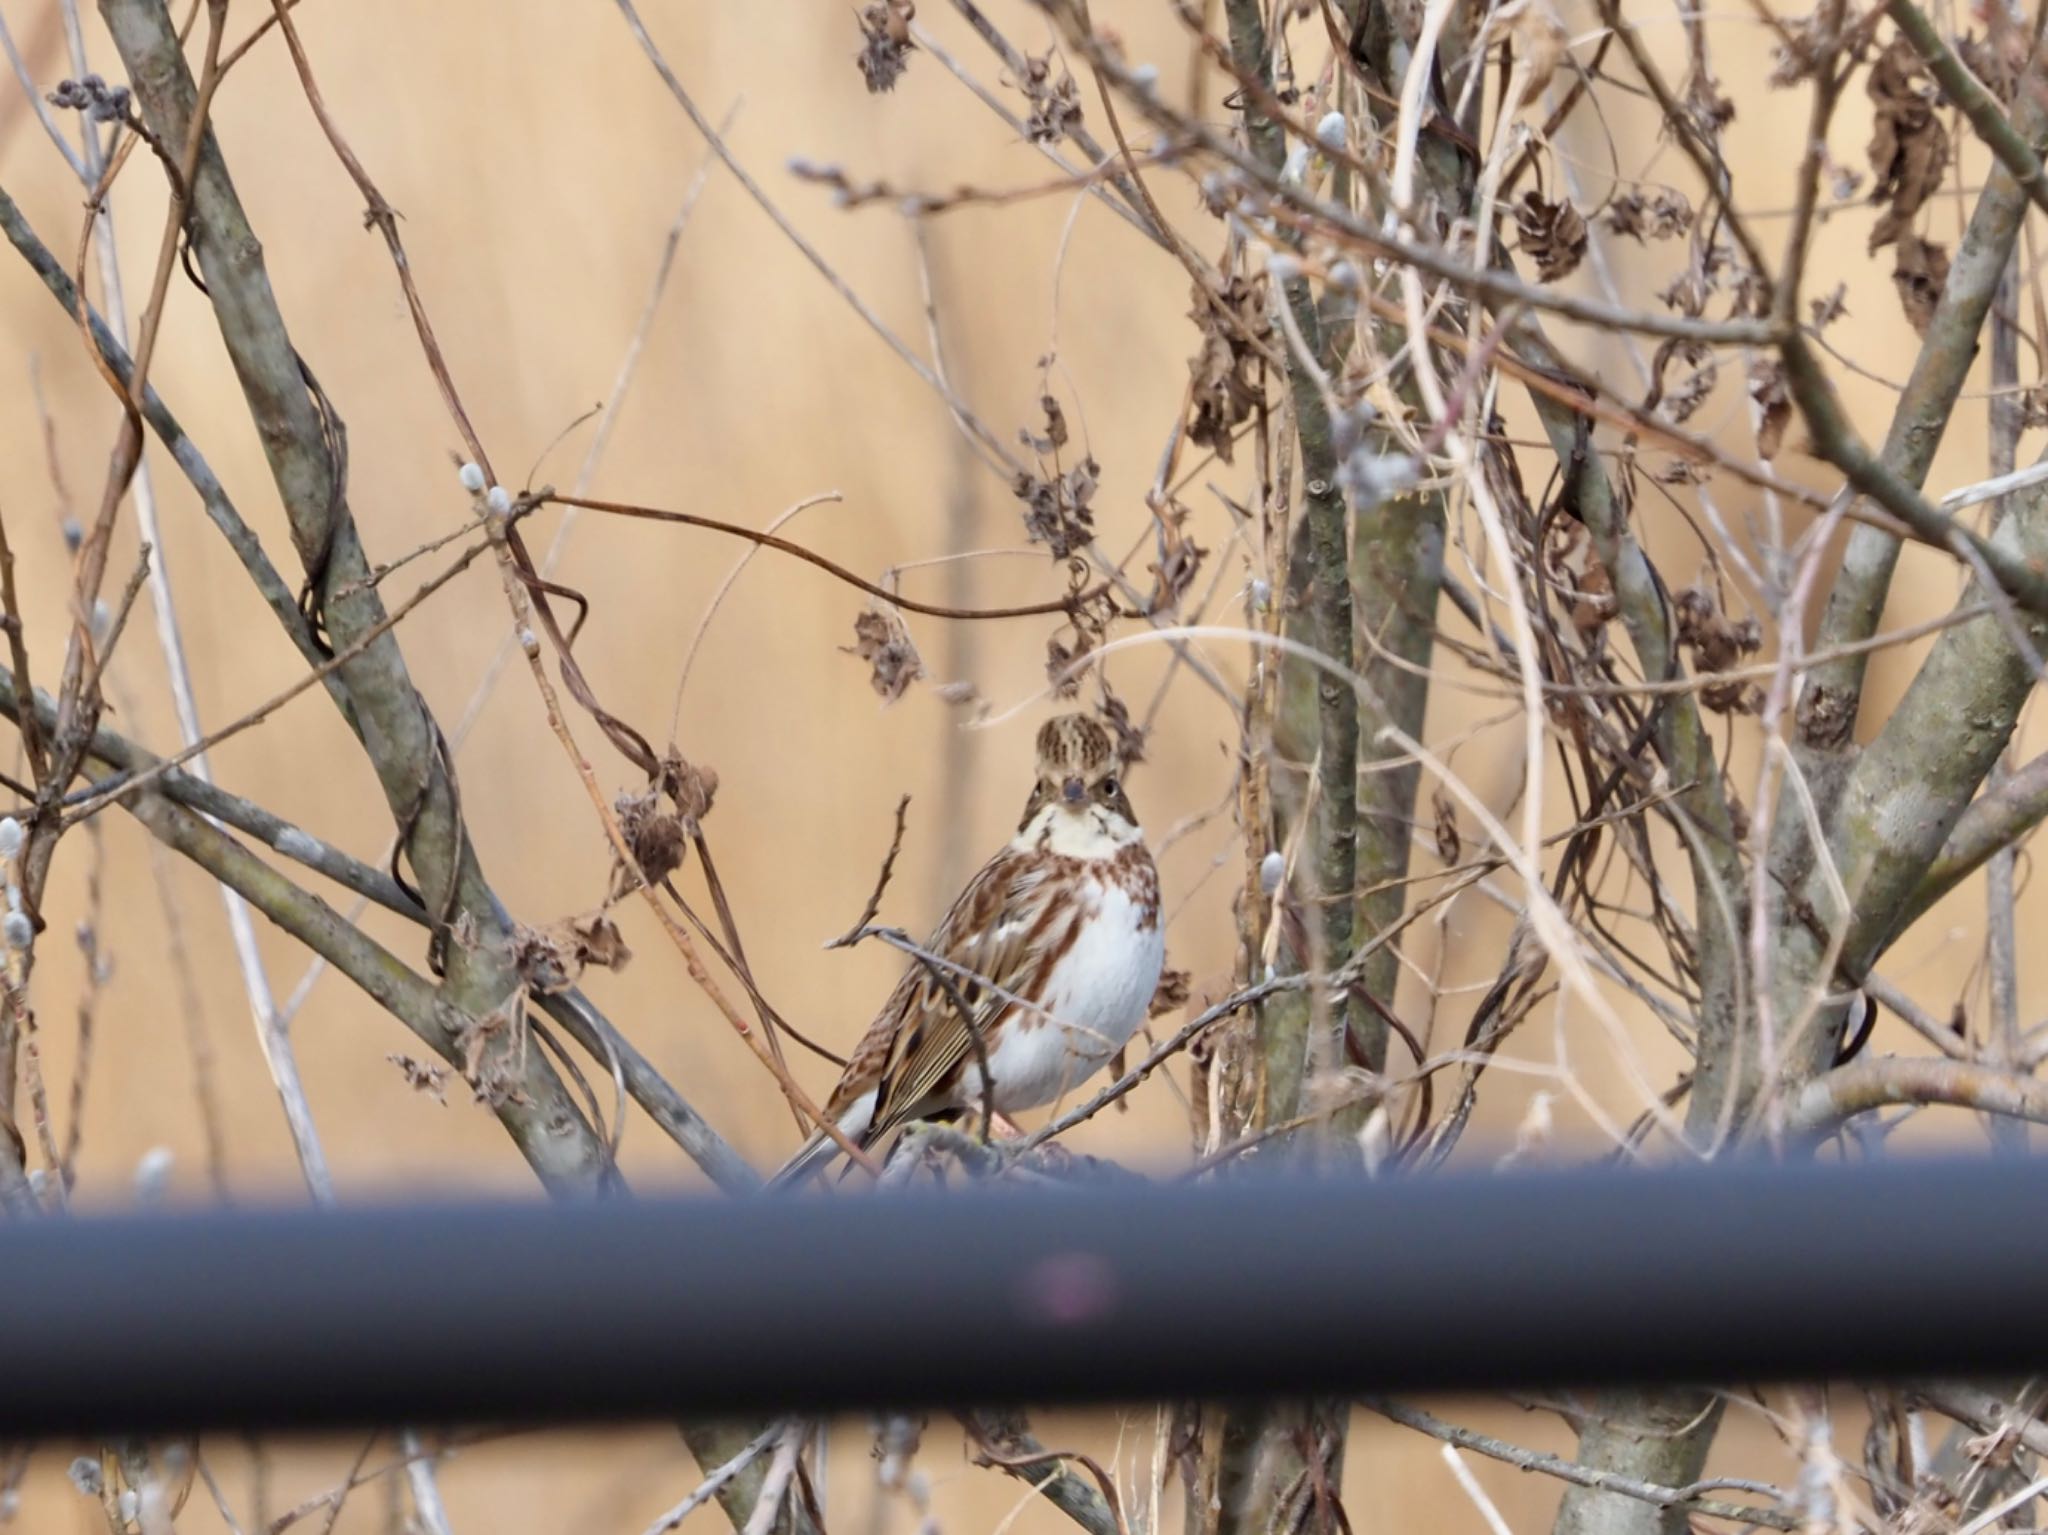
[{"left": 1099, "top": 777, "right": 1120, "bottom": 798}]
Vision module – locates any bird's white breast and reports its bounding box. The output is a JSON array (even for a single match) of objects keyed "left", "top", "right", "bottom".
[{"left": 959, "top": 871, "right": 1165, "bottom": 1115}]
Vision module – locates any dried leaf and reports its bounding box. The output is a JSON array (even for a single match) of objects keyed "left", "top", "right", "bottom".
[
  {"left": 1604, "top": 188, "right": 1693, "bottom": 241},
  {"left": 513, "top": 912, "right": 634, "bottom": 995},
  {"left": 387, "top": 1054, "right": 449, "bottom": 1105},
  {"left": 1042, "top": 585, "right": 1117, "bottom": 699},
  {"left": 856, "top": 0, "right": 915, "bottom": 93},
  {"left": 1675, "top": 585, "right": 1763, "bottom": 713},
  {"left": 1046, "top": 630, "right": 1089, "bottom": 697},
  {"left": 567, "top": 912, "right": 631, "bottom": 972},
  {"left": 1663, "top": 358, "right": 1718, "bottom": 424},
  {"left": 450, "top": 994, "right": 531, "bottom": 1109},
  {"left": 1431, "top": 784, "right": 1461, "bottom": 866},
  {"left": 1570, "top": 549, "right": 1615, "bottom": 637},
  {"left": 657, "top": 749, "right": 719, "bottom": 824},
  {"left": 1891, "top": 232, "right": 1950, "bottom": 335},
  {"left": 1149, "top": 966, "right": 1192, "bottom": 1019},
  {"left": 843, "top": 603, "right": 925, "bottom": 702},
  {"left": 1603, "top": 194, "right": 1645, "bottom": 240},
  {"left": 2023, "top": 385, "right": 2048, "bottom": 430},
  {"left": 1186, "top": 276, "right": 1269, "bottom": 464},
  {"left": 1748, "top": 359, "right": 1791, "bottom": 460},
  {"left": 1659, "top": 264, "right": 1709, "bottom": 318},
  {"left": 1648, "top": 336, "right": 1717, "bottom": 425},
  {"left": 1013, "top": 456, "right": 1100, "bottom": 558},
  {"left": 512, "top": 927, "right": 577, "bottom": 995},
  {"left": 1768, "top": 11, "right": 1827, "bottom": 86},
  {"left": 1039, "top": 394, "right": 1068, "bottom": 450},
  {"left": 1020, "top": 50, "right": 1082, "bottom": 143},
  {"left": 1808, "top": 282, "right": 1849, "bottom": 329},
  {"left": 1726, "top": 791, "right": 1750, "bottom": 844},
  {"left": 1100, "top": 690, "right": 1147, "bottom": 766},
  {"left": 1867, "top": 35, "right": 1949, "bottom": 252},
  {"left": 1684, "top": 59, "right": 1735, "bottom": 134},
  {"left": 1959, "top": 29, "right": 2025, "bottom": 106},
  {"left": 1144, "top": 498, "right": 1208, "bottom": 614},
  {"left": 1514, "top": 191, "right": 1587, "bottom": 282},
  {"left": 614, "top": 784, "right": 689, "bottom": 892}
]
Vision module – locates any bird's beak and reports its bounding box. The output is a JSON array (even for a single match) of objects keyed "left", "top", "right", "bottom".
[{"left": 1061, "top": 776, "right": 1086, "bottom": 806}]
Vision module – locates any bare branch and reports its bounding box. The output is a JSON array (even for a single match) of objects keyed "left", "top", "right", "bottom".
[
  {"left": 1786, "top": 1054, "right": 2048, "bottom": 1141},
  {"left": 1367, "top": 1399, "right": 1797, "bottom": 1531},
  {"left": 100, "top": 0, "right": 602, "bottom": 1188}
]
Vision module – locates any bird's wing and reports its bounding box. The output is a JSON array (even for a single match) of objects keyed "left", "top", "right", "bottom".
[{"left": 842, "top": 845, "right": 1083, "bottom": 1137}]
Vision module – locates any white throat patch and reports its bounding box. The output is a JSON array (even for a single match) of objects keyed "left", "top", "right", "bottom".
[{"left": 1015, "top": 802, "right": 1141, "bottom": 858}]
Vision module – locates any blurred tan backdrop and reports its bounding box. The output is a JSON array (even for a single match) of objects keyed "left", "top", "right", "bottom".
[{"left": 0, "top": 0, "right": 2031, "bottom": 1528}]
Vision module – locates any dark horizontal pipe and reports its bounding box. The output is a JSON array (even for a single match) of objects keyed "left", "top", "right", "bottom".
[{"left": 0, "top": 1155, "right": 2042, "bottom": 1435}]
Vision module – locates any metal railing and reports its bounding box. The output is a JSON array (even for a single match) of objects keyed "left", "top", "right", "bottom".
[{"left": 0, "top": 1155, "right": 2033, "bottom": 1434}]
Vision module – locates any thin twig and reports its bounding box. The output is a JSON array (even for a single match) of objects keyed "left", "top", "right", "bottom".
[
  {"left": 1363, "top": 1398, "right": 1799, "bottom": 1529},
  {"left": 549, "top": 492, "right": 1106, "bottom": 620},
  {"left": 639, "top": 1424, "right": 786, "bottom": 1535},
  {"left": 58, "top": 531, "right": 498, "bottom": 826},
  {"left": 827, "top": 795, "right": 913, "bottom": 949}
]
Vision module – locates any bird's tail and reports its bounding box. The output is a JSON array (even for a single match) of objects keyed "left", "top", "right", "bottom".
[{"left": 766, "top": 1127, "right": 846, "bottom": 1192}]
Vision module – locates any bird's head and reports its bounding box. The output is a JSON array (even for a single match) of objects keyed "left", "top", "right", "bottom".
[{"left": 1018, "top": 714, "right": 1140, "bottom": 848}]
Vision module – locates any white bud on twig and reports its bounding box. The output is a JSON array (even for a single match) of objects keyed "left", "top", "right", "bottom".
[
  {"left": 458, "top": 462, "right": 486, "bottom": 493},
  {"left": 1249, "top": 577, "right": 1272, "bottom": 612},
  {"left": 1130, "top": 63, "right": 1160, "bottom": 92},
  {"left": 134, "top": 1145, "right": 174, "bottom": 1204},
  {"left": 1501, "top": 1090, "right": 1554, "bottom": 1170},
  {"left": 486, "top": 485, "right": 513, "bottom": 516},
  {"left": 518, "top": 627, "right": 539, "bottom": 657},
  {"left": 1280, "top": 142, "right": 1312, "bottom": 185},
  {"left": 1357, "top": 1104, "right": 1392, "bottom": 1176},
  {"left": 3, "top": 911, "right": 32, "bottom": 951},
  {"left": 1259, "top": 849, "right": 1286, "bottom": 894},
  {"left": 1315, "top": 111, "right": 1348, "bottom": 152},
  {"left": 1327, "top": 260, "right": 1360, "bottom": 291},
  {"left": 1342, "top": 451, "right": 1419, "bottom": 510},
  {"left": 1266, "top": 252, "right": 1303, "bottom": 284},
  {"left": 66, "top": 1457, "right": 103, "bottom": 1497},
  {"left": 0, "top": 817, "right": 22, "bottom": 859}
]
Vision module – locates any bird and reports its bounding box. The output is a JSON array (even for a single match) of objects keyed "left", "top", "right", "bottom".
[{"left": 772, "top": 713, "right": 1165, "bottom": 1187}]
